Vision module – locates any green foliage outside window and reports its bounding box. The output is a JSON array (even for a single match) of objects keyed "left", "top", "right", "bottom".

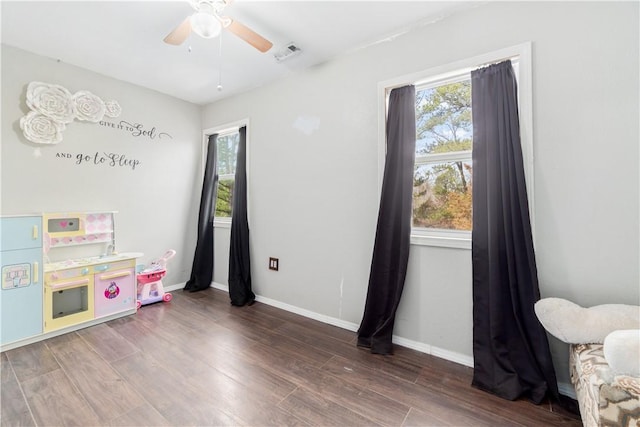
[
  {"left": 215, "top": 179, "right": 235, "bottom": 217},
  {"left": 214, "top": 132, "right": 239, "bottom": 218},
  {"left": 414, "top": 81, "right": 473, "bottom": 231}
]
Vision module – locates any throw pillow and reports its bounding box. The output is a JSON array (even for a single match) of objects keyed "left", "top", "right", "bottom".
[
  {"left": 534, "top": 297, "right": 640, "bottom": 344},
  {"left": 604, "top": 329, "right": 640, "bottom": 376}
]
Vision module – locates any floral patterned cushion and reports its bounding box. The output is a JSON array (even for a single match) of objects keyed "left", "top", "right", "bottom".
[{"left": 571, "top": 344, "right": 640, "bottom": 427}]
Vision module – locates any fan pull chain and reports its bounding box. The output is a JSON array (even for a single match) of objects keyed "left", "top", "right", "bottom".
[{"left": 217, "top": 33, "right": 223, "bottom": 91}]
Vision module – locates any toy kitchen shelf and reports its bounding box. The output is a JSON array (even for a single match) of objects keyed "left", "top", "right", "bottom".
[
  {"left": 0, "top": 211, "right": 142, "bottom": 352},
  {"left": 44, "top": 212, "right": 115, "bottom": 249}
]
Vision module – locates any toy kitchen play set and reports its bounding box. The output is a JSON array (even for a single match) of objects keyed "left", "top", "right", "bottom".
[{"left": 0, "top": 212, "right": 142, "bottom": 350}]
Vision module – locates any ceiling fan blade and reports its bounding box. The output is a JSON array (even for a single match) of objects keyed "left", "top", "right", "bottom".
[
  {"left": 223, "top": 18, "right": 273, "bottom": 53},
  {"left": 163, "top": 16, "right": 192, "bottom": 45}
]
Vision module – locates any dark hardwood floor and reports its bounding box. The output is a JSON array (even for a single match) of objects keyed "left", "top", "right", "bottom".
[{"left": 1, "top": 288, "right": 581, "bottom": 426}]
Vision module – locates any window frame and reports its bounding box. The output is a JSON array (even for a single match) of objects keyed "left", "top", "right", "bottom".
[
  {"left": 414, "top": 75, "right": 472, "bottom": 240},
  {"left": 202, "top": 118, "right": 250, "bottom": 229},
  {"left": 377, "top": 42, "right": 533, "bottom": 250}
]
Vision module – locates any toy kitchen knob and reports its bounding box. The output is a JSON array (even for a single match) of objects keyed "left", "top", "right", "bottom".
[{"left": 81, "top": 268, "right": 90, "bottom": 275}]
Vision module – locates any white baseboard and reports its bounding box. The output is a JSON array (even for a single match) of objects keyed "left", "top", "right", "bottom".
[
  {"left": 392, "top": 335, "right": 475, "bottom": 367},
  {"left": 253, "top": 292, "right": 360, "bottom": 332},
  {"left": 164, "top": 282, "right": 187, "bottom": 292},
  {"left": 211, "top": 282, "right": 474, "bottom": 367},
  {"left": 210, "top": 281, "right": 228, "bottom": 292}
]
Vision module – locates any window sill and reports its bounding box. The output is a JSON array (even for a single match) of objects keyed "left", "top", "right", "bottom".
[
  {"left": 410, "top": 230, "right": 471, "bottom": 250},
  {"left": 213, "top": 218, "right": 231, "bottom": 229}
]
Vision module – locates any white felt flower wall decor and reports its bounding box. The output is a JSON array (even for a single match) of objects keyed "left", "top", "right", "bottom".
[
  {"left": 104, "top": 100, "right": 122, "bottom": 118},
  {"left": 26, "top": 82, "right": 76, "bottom": 124},
  {"left": 20, "top": 81, "right": 121, "bottom": 144},
  {"left": 73, "top": 90, "right": 106, "bottom": 122},
  {"left": 20, "top": 111, "right": 66, "bottom": 145}
]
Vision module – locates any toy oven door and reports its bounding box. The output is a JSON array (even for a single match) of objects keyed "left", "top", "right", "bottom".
[
  {"left": 94, "top": 268, "right": 135, "bottom": 318},
  {"left": 44, "top": 275, "right": 94, "bottom": 332}
]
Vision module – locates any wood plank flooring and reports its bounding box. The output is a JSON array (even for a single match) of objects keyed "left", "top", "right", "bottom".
[{"left": 0, "top": 288, "right": 581, "bottom": 426}]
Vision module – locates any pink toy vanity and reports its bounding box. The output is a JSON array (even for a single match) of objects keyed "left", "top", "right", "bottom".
[{"left": 136, "top": 249, "right": 175, "bottom": 308}]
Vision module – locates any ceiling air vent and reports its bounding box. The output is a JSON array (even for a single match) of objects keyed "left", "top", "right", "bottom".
[{"left": 274, "top": 43, "right": 302, "bottom": 63}]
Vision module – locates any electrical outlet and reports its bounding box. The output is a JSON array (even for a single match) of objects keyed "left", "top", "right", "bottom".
[{"left": 269, "top": 257, "right": 279, "bottom": 271}]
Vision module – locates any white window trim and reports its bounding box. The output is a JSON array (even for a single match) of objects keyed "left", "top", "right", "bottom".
[
  {"left": 377, "top": 42, "right": 533, "bottom": 250},
  {"left": 201, "top": 118, "right": 251, "bottom": 228},
  {"left": 415, "top": 150, "right": 472, "bottom": 166}
]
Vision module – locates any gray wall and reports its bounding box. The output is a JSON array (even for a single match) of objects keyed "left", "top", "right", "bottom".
[
  {"left": 1, "top": 45, "right": 203, "bottom": 287},
  {"left": 2, "top": 1, "right": 637, "bottom": 396},
  {"left": 201, "top": 1, "right": 639, "bottom": 390}
]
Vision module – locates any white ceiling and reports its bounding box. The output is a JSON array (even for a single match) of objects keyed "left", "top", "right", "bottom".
[{"left": 1, "top": 0, "right": 476, "bottom": 105}]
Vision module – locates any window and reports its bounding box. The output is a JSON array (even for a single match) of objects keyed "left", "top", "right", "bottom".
[
  {"left": 414, "top": 77, "right": 472, "bottom": 232},
  {"left": 378, "top": 43, "right": 531, "bottom": 249},
  {"left": 203, "top": 120, "right": 249, "bottom": 227},
  {"left": 215, "top": 131, "right": 239, "bottom": 219}
]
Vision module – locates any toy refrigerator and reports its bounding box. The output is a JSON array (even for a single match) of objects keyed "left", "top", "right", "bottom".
[{"left": 0, "top": 216, "right": 43, "bottom": 346}]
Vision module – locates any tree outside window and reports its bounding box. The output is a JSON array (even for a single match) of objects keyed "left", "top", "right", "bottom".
[
  {"left": 413, "top": 79, "right": 472, "bottom": 231},
  {"left": 215, "top": 131, "right": 239, "bottom": 218}
]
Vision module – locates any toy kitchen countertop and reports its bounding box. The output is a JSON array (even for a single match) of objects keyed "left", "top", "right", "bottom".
[{"left": 44, "top": 252, "right": 144, "bottom": 272}]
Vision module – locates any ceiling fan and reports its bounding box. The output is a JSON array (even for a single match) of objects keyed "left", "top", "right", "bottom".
[{"left": 164, "top": 0, "right": 273, "bottom": 53}]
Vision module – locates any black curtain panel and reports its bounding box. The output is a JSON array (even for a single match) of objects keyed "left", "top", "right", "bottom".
[
  {"left": 357, "top": 85, "right": 416, "bottom": 355},
  {"left": 471, "top": 60, "right": 558, "bottom": 404},
  {"left": 184, "top": 134, "right": 218, "bottom": 292},
  {"left": 228, "top": 126, "right": 255, "bottom": 306}
]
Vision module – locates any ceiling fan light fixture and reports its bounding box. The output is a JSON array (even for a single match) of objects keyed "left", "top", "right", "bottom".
[{"left": 190, "top": 12, "right": 221, "bottom": 39}]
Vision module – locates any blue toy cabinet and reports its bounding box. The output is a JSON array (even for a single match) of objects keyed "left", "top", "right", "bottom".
[{"left": 0, "top": 216, "right": 44, "bottom": 345}]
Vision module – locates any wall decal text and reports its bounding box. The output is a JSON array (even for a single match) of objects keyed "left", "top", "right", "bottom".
[
  {"left": 99, "top": 120, "right": 173, "bottom": 140},
  {"left": 56, "top": 151, "right": 141, "bottom": 170}
]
